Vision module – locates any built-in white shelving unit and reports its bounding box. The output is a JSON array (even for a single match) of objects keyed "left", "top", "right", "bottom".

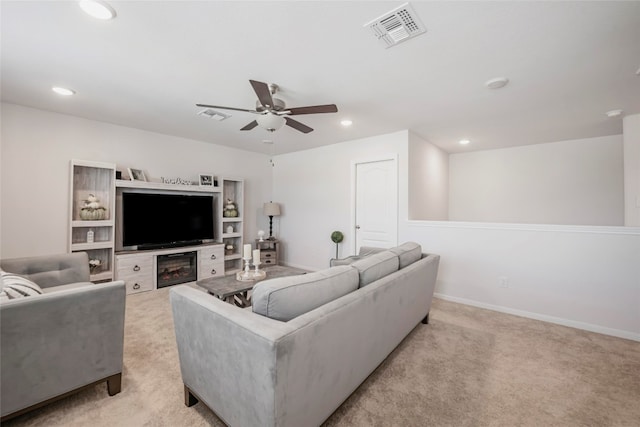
[
  {"left": 220, "top": 177, "right": 244, "bottom": 274},
  {"left": 70, "top": 162, "right": 243, "bottom": 288},
  {"left": 68, "top": 159, "right": 116, "bottom": 282}
]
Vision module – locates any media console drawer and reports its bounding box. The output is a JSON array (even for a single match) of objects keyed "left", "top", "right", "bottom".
[
  {"left": 116, "top": 253, "right": 153, "bottom": 294},
  {"left": 199, "top": 245, "right": 225, "bottom": 280}
]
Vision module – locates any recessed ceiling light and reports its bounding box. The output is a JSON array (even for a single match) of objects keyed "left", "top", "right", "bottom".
[
  {"left": 340, "top": 119, "right": 353, "bottom": 127},
  {"left": 52, "top": 87, "right": 76, "bottom": 96},
  {"left": 79, "top": 0, "right": 116, "bottom": 20},
  {"left": 262, "top": 139, "right": 274, "bottom": 145},
  {"left": 485, "top": 77, "right": 509, "bottom": 90},
  {"left": 459, "top": 139, "right": 471, "bottom": 145},
  {"left": 606, "top": 109, "right": 623, "bottom": 118}
]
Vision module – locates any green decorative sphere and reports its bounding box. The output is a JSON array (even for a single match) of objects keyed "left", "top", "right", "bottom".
[{"left": 331, "top": 231, "right": 344, "bottom": 244}]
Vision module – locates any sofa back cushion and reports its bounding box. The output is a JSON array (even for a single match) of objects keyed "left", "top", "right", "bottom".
[
  {"left": 0, "top": 252, "right": 90, "bottom": 288},
  {"left": 252, "top": 266, "right": 359, "bottom": 321},
  {"left": 389, "top": 242, "right": 422, "bottom": 269},
  {"left": 350, "top": 250, "right": 399, "bottom": 287}
]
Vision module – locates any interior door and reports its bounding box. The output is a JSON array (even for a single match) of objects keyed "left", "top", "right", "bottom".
[{"left": 353, "top": 157, "right": 398, "bottom": 253}]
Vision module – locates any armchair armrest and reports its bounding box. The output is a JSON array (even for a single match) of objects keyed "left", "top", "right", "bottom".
[{"left": 0, "top": 281, "right": 126, "bottom": 418}]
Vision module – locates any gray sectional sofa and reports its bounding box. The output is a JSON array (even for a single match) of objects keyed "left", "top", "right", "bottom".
[
  {"left": 0, "top": 252, "right": 126, "bottom": 421},
  {"left": 171, "top": 242, "right": 439, "bottom": 427}
]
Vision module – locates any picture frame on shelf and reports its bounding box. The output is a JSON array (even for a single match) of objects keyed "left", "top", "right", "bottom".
[
  {"left": 128, "top": 168, "right": 146, "bottom": 182},
  {"left": 199, "top": 174, "right": 213, "bottom": 186}
]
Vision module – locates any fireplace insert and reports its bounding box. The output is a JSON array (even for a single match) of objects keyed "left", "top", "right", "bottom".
[{"left": 157, "top": 251, "right": 197, "bottom": 288}]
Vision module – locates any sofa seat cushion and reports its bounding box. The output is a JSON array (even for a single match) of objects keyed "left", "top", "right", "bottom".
[
  {"left": 389, "top": 242, "right": 422, "bottom": 268},
  {"left": 350, "top": 250, "right": 399, "bottom": 287},
  {"left": 252, "top": 266, "right": 359, "bottom": 321},
  {"left": 40, "top": 282, "right": 95, "bottom": 294},
  {"left": 0, "top": 270, "right": 43, "bottom": 302}
]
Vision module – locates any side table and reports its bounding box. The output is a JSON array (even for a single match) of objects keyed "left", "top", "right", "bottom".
[{"left": 255, "top": 239, "right": 280, "bottom": 266}]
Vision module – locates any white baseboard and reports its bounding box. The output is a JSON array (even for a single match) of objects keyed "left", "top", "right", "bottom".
[{"left": 434, "top": 293, "right": 640, "bottom": 342}]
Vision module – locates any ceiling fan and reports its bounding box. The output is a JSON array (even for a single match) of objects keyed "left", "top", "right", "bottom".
[{"left": 197, "top": 80, "right": 338, "bottom": 134}]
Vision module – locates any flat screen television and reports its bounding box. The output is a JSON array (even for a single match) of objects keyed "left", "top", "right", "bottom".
[{"left": 122, "top": 192, "right": 214, "bottom": 250}]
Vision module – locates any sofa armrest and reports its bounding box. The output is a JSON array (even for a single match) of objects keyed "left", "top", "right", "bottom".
[
  {"left": 0, "top": 280, "right": 126, "bottom": 418},
  {"left": 329, "top": 255, "right": 361, "bottom": 267},
  {"left": 329, "top": 246, "right": 386, "bottom": 267},
  {"left": 170, "top": 286, "right": 292, "bottom": 427}
]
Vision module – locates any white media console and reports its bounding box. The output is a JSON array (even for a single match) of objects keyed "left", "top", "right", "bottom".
[
  {"left": 115, "top": 243, "right": 224, "bottom": 294},
  {"left": 69, "top": 160, "right": 244, "bottom": 294}
]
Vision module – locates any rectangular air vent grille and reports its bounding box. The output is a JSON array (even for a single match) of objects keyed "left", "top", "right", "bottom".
[
  {"left": 364, "top": 2, "right": 426, "bottom": 48},
  {"left": 197, "top": 109, "right": 231, "bottom": 121}
]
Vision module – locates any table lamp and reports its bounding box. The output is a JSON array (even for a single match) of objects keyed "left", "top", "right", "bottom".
[{"left": 263, "top": 202, "right": 281, "bottom": 240}]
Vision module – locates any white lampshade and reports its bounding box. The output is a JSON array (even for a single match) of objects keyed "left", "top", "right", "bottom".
[
  {"left": 263, "top": 202, "right": 281, "bottom": 216},
  {"left": 256, "top": 113, "right": 286, "bottom": 132}
]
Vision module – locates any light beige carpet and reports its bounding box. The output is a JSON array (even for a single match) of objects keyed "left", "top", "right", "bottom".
[{"left": 3, "top": 286, "right": 639, "bottom": 426}]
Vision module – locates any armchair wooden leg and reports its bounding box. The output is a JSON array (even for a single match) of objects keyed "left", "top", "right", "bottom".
[
  {"left": 421, "top": 312, "right": 430, "bottom": 324},
  {"left": 107, "top": 373, "right": 122, "bottom": 396},
  {"left": 185, "top": 385, "right": 199, "bottom": 407}
]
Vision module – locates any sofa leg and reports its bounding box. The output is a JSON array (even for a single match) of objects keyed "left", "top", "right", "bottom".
[
  {"left": 421, "top": 312, "right": 429, "bottom": 324},
  {"left": 107, "top": 373, "right": 122, "bottom": 396},
  {"left": 185, "top": 385, "right": 199, "bottom": 407}
]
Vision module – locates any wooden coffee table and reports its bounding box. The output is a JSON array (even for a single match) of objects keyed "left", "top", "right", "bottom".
[{"left": 197, "top": 265, "right": 307, "bottom": 308}]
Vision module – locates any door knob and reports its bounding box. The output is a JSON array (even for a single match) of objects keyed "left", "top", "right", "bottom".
[{"left": 355, "top": 225, "right": 361, "bottom": 229}]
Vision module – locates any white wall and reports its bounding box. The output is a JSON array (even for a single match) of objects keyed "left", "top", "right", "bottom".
[
  {"left": 400, "top": 221, "right": 640, "bottom": 341},
  {"left": 0, "top": 103, "right": 272, "bottom": 258},
  {"left": 274, "top": 129, "right": 639, "bottom": 341},
  {"left": 272, "top": 130, "right": 409, "bottom": 270},
  {"left": 3, "top": 104, "right": 638, "bottom": 341},
  {"left": 623, "top": 114, "right": 640, "bottom": 226},
  {"left": 408, "top": 131, "right": 449, "bottom": 220},
  {"left": 449, "top": 135, "right": 624, "bottom": 225}
]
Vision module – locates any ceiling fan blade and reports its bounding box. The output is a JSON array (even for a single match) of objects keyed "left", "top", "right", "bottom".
[
  {"left": 286, "top": 104, "right": 338, "bottom": 115},
  {"left": 240, "top": 120, "right": 259, "bottom": 131},
  {"left": 249, "top": 80, "right": 275, "bottom": 109},
  {"left": 196, "top": 104, "right": 259, "bottom": 114},
  {"left": 285, "top": 117, "right": 313, "bottom": 134}
]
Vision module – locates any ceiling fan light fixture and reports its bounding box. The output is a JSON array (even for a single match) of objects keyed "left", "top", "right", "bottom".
[
  {"left": 79, "top": 0, "right": 116, "bottom": 20},
  {"left": 340, "top": 119, "right": 353, "bottom": 127},
  {"left": 256, "top": 113, "right": 286, "bottom": 132}
]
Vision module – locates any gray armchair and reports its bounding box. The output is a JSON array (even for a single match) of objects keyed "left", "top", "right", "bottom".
[
  {"left": 330, "top": 246, "right": 386, "bottom": 267},
  {"left": 0, "top": 252, "right": 126, "bottom": 421}
]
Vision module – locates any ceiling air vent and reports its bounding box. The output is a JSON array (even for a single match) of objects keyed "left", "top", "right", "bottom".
[
  {"left": 197, "top": 108, "right": 231, "bottom": 121},
  {"left": 364, "top": 2, "right": 426, "bottom": 48}
]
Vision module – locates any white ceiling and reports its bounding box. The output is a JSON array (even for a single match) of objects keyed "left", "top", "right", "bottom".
[{"left": 2, "top": 1, "right": 639, "bottom": 155}]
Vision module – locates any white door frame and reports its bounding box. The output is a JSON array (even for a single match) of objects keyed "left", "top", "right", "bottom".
[{"left": 350, "top": 154, "right": 399, "bottom": 254}]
